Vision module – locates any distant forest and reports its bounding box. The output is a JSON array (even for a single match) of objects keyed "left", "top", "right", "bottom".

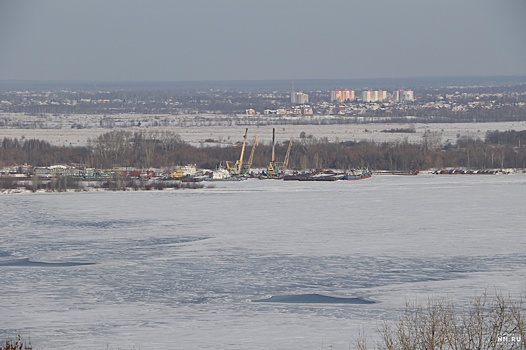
[{"left": 1, "top": 130, "right": 526, "bottom": 171}]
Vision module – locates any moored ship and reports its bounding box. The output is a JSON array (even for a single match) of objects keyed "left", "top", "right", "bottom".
[{"left": 341, "top": 168, "right": 372, "bottom": 180}]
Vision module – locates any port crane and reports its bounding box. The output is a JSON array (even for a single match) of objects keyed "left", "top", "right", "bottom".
[
  {"left": 266, "top": 128, "right": 293, "bottom": 178},
  {"left": 225, "top": 129, "right": 258, "bottom": 176},
  {"left": 241, "top": 135, "right": 258, "bottom": 175},
  {"left": 225, "top": 128, "right": 248, "bottom": 175}
]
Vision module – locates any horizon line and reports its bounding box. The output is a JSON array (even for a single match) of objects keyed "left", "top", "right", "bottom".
[{"left": 2, "top": 74, "right": 526, "bottom": 84}]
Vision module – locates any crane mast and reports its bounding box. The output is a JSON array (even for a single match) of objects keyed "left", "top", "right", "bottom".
[
  {"left": 225, "top": 128, "right": 248, "bottom": 175},
  {"left": 266, "top": 128, "right": 293, "bottom": 178},
  {"left": 246, "top": 136, "right": 258, "bottom": 169},
  {"left": 284, "top": 136, "right": 293, "bottom": 168},
  {"left": 236, "top": 128, "right": 249, "bottom": 175},
  {"left": 271, "top": 128, "right": 275, "bottom": 163},
  {"left": 240, "top": 135, "right": 258, "bottom": 175}
]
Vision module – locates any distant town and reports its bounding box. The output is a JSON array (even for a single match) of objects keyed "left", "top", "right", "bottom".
[
  {"left": 1, "top": 77, "right": 525, "bottom": 123},
  {"left": 1, "top": 77, "right": 526, "bottom": 193}
]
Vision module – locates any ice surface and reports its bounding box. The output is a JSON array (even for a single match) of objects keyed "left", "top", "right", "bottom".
[
  {"left": 252, "top": 294, "right": 375, "bottom": 304},
  {"left": 1, "top": 174, "right": 526, "bottom": 349}
]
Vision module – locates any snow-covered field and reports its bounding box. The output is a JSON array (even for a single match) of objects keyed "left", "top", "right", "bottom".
[
  {"left": 1, "top": 174, "right": 526, "bottom": 349},
  {"left": 2, "top": 112, "right": 526, "bottom": 146}
]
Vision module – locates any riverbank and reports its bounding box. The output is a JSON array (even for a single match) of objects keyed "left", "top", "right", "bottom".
[{"left": 0, "top": 178, "right": 207, "bottom": 194}]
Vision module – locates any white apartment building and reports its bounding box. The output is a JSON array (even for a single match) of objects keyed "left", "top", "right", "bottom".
[
  {"left": 291, "top": 91, "right": 309, "bottom": 104},
  {"left": 393, "top": 89, "right": 415, "bottom": 102}
]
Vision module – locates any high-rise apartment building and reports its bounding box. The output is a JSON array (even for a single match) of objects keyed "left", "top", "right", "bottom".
[
  {"left": 292, "top": 91, "right": 309, "bottom": 104},
  {"left": 331, "top": 89, "right": 355, "bottom": 102},
  {"left": 330, "top": 90, "right": 339, "bottom": 102},
  {"left": 342, "top": 89, "right": 354, "bottom": 101},
  {"left": 362, "top": 90, "right": 374, "bottom": 102},
  {"left": 375, "top": 90, "right": 387, "bottom": 101},
  {"left": 403, "top": 90, "right": 414, "bottom": 102},
  {"left": 291, "top": 82, "right": 309, "bottom": 104},
  {"left": 362, "top": 90, "right": 386, "bottom": 102},
  {"left": 393, "top": 89, "right": 415, "bottom": 102}
]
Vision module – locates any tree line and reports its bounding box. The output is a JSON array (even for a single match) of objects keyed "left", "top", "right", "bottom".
[
  {"left": 1, "top": 130, "right": 526, "bottom": 171},
  {"left": 357, "top": 292, "right": 526, "bottom": 350}
]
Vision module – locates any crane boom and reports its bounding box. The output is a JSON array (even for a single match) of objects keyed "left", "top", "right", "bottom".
[
  {"left": 247, "top": 135, "right": 258, "bottom": 168},
  {"left": 234, "top": 128, "right": 248, "bottom": 175},
  {"left": 265, "top": 128, "right": 293, "bottom": 178},
  {"left": 284, "top": 136, "right": 293, "bottom": 168},
  {"left": 271, "top": 128, "right": 275, "bottom": 163},
  {"left": 225, "top": 128, "right": 249, "bottom": 175}
]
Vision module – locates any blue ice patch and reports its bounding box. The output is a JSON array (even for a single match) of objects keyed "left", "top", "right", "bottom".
[
  {"left": 252, "top": 293, "right": 375, "bottom": 304},
  {"left": 0, "top": 258, "right": 95, "bottom": 267}
]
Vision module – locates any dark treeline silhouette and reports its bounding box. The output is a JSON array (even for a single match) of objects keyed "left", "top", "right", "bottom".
[
  {"left": 1, "top": 130, "right": 526, "bottom": 171},
  {"left": 485, "top": 129, "right": 526, "bottom": 146},
  {"left": 1, "top": 137, "right": 89, "bottom": 166}
]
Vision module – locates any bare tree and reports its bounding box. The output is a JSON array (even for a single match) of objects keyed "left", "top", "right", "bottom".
[{"left": 372, "top": 293, "right": 525, "bottom": 350}]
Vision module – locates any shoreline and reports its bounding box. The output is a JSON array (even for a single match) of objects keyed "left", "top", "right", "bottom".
[{"left": 3, "top": 170, "right": 525, "bottom": 195}]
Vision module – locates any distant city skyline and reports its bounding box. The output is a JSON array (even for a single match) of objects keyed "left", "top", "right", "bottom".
[{"left": 1, "top": 0, "right": 525, "bottom": 82}]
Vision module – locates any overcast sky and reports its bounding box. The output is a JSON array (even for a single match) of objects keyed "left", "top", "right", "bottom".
[{"left": 1, "top": 0, "right": 525, "bottom": 82}]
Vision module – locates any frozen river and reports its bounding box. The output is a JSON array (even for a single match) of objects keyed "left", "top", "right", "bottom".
[{"left": 1, "top": 174, "right": 526, "bottom": 349}]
